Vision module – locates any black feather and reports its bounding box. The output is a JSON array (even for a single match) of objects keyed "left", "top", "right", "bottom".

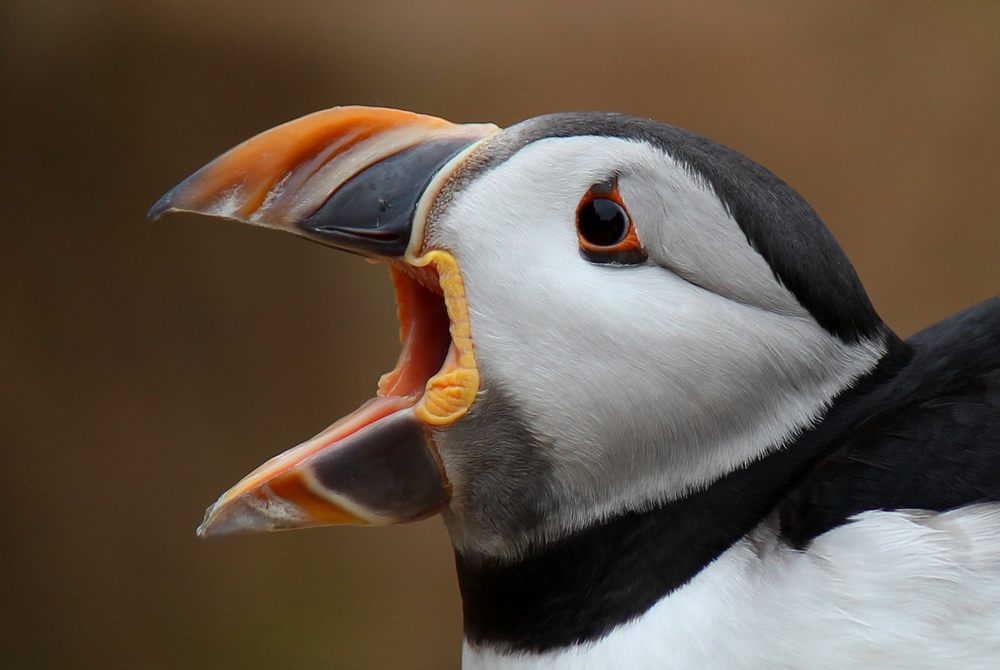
[{"left": 779, "top": 296, "right": 1000, "bottom": 546}]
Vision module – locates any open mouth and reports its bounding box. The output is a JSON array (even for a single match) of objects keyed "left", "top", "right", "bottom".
[
  {"left": 148, "top": 105, "right": 496, "bottom": 536},
  {"left": 194, "top": 250, "right": 478, "bottom": 535},
  {"left": 379, "top": 252, "right": 477, "bottom": 425}
]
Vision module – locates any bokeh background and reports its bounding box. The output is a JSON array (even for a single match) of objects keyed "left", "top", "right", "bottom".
[{"left": 3, "top": 1, "right": 999, "bottom": 668}]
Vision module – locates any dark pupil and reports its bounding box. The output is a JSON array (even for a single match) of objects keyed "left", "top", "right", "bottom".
[{"left": 579, "top": 198, "right": 628, "bottom": 247}]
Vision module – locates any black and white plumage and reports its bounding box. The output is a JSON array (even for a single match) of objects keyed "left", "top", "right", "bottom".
[{"left": 152, "top": 107, "right": 1000, "bottom": 669}]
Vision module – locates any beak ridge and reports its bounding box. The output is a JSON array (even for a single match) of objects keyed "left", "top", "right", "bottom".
[{"left": 149, "top": 106, "right": 499, "bottom": 258}]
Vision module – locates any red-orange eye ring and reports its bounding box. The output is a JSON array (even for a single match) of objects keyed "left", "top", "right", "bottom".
[{"left": 576, "top": 178, "right": 647, "bottom": 265}]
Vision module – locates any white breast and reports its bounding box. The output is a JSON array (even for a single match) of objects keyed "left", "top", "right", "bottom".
[{"left": 463, "top": 504, "right": 1000, "bottom": 670}]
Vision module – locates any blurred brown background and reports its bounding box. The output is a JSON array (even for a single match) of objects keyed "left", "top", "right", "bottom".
[{"left": 2, "top": 1, "right": 998, "bottom": 668}]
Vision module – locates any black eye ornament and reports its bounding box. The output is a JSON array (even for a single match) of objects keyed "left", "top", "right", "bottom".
[
  {"left": 579, "top": 198, "right": 629, "bottom": 247},
  {"left": 576, "top": 180, "right": 647, "bottom": 265}
]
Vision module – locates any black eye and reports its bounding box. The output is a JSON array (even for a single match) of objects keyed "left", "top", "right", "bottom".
[{"left": 578, "top": 198, "right": 629, "bottom": 247}]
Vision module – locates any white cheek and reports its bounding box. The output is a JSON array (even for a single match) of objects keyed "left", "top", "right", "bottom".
[{"left": 427, "top": 135, "right": 884, "bottom": 543}]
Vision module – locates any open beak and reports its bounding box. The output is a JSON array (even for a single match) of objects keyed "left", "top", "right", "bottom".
[{"left": 149, "top": 106, "right": 500, "bottom": 536}]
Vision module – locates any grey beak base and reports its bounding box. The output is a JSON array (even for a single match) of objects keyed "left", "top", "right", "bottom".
[
  {"left": 297, "top": 137, "right": 476, "bottom": 258},
  {"left": 310, "top": 407, "right": 450, "bottom": 523}
]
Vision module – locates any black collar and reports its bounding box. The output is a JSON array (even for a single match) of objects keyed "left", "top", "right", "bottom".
[{"left": 456, "top": 336, "right": 912, "bottom": 654}]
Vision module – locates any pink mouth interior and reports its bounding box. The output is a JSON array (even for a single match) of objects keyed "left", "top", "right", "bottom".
[
  {"left": 377, "top": 261, "right": 453, "bottom": 400},
  {"left": 214, "top": 262, "right": 455, "bottom": 502}
]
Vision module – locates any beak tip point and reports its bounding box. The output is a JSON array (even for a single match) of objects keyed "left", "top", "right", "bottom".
[
  {"left": 196, "top": 507, "right": 220, "bottom": 539},
  {"left": 147, "top": 196, "right": 172, "bottom": 221},
  {"left": 196, "top": 500, "right": 242, "bottom": 539}
]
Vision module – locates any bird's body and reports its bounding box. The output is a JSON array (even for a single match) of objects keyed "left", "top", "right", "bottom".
[
  {"left": 467, "top": 505, "right": 1000, "bottom": 669},
  {"left": 152, "top": 107, "right": 1000, "bottom": 668}
]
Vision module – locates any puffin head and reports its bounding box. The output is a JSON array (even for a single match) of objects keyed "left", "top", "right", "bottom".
[{"left": 151, "top": 107, "right": 889, "bottom": 561}]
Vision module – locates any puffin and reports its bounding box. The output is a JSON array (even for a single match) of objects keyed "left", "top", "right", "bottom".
[{"left": 150, "top": 107, "right": 1000, "bottom": 669}]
